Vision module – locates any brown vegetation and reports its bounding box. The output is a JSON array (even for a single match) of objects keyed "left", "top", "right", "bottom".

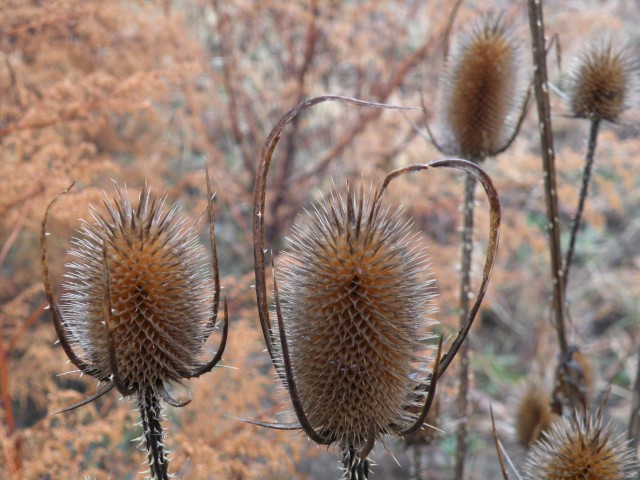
[{"left": 1, "top": 0, "right": 640, "bottom": 479}]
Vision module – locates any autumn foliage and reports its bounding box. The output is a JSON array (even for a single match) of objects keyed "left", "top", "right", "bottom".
[{"left": 2, "top": 1, "right": 640, "bottom": 479}]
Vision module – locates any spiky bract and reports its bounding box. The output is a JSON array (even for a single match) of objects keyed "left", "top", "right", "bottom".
[
  {"left": 277, "top": 184, "right": 436, "bottom": 452},
  {"left": 568, "top": 40, "right": 638, "bottom": 122},
  {"left": 522, "top": 410, "right": 638, "bottom": 480},
  {"left": 62, "top": 184, "right": 212, "bottom": 392},
  {"left": 515, "top": 383, "right": 555, "bottom": 447},
  {"left": 439, "top": 14, "right": 523, "bottom": 159}
]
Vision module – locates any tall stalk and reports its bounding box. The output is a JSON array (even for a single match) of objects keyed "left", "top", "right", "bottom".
[
  {"left": 454, "top": 172, "right": 477, "bottom": 480},
  {"left": 527, "top": 0, "right": 568, "bottom": 356},
  {"left": 563, "top": 119, "right": 600, "bottom": 288}
]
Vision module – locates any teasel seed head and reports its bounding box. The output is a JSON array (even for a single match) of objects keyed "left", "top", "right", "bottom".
[
  {"left": 438, "top": 14, "right": 525, "bottom": 160},
  {"left": 568, "top": 40, "right": 639, "bottom": 123},
  {"left": 277, "top": 183, "right": 437, "bottom": 454},
  {"left": 61, "top": 183, "right": 212, "bottom": 393},
  {"left": 552, "top": 346, "right": 594, "bottom": 415},
  {"left": 515, "top": 383, "right": 556, "bottom": 448},
  {"left": 522, "top": 409, "right": 639, "bottom": 480}
]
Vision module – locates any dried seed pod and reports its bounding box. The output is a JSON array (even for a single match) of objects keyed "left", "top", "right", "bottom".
[
  {"left": 278, "top": 184, "right": 437, "bottom": 453},
  {"left": 551, "top": 346, "right": 594, "bottom": 415},
  {"left": 251, "top": 96, "right": 501, "bottom": 480},
  {"left": 438, "top": 14, "right": 525, "bottom": 160},
  {"left": 522, "top": 409, "right": 638, "bottom": 480},
  {"left": 41, "top": 179, "right": 227, "bottom": 480},
  {"left": 568, "top": 40, "right": 638, "bottom": 123},
  {"left": 514, "top": 383, "right": 556, "bottom": 448},
  {"left": 63, "top": 184, "right": 211, "bottom": 387}
]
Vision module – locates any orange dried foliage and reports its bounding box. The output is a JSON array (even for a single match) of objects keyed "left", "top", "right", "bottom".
[{"left": 1, "top": 0, "right": 640, "bottom": 478}]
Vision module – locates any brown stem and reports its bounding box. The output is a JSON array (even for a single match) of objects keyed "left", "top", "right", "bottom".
[
  {"left": 527, "top": 0, "right": 568, "bottom": 356},
  {"left": 563, "top": 119, "right": 600, "bottom": 289},
  {"left": 628, "top": 343, "right": 640, "bottom": 446},
  {"left": 454, "top": 173, "right": 477, "bottom": 480},
  {"left": 0, "top": 318, "right": 20, "bottom": 474}
]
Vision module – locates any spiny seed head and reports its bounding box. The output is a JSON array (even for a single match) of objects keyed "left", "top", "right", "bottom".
[
  {"left": 277, "top": 183, "right": 437, "bottom": 451},
  {"left": 438, "top": 14, "right": 524, "bottom": 160},
  {"left": 554, "top": 348, "right": 594, "bottom": 410},
  {"left": 515, "top": 383, "right": 556, "bottom": 448},
  {"left": 522, "top": 409, "right": 639, "bottom": 480},
  {"left": 61, "top": 183, "right": 212, "bottom": 393},
  {"left": 568, "top": 40, "right": 639, "bottom": 122}
]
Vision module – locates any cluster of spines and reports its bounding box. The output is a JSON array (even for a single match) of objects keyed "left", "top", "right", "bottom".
[
  {"left": 277, "top": 183, "right": 437, "bottom": 453},
  {"left": 522, "top": 409, "right": 639, "bottom": 480},
  {"left": 61, "top": 183, "right": 212, "bottom": 390},
  {"left": 438, "top": 14, "right": 523, "bottom": 160},
  {"left": 568, "top": 40, "right": 639, "bottom": 123}
]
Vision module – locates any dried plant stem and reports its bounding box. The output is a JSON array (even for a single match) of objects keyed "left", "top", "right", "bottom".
[
  {"left": 342, "top": 446, "right": 369, "bottom": 480},
  {"left": 0, "top": 318, "right": 20, "bottom": 475},
  {"left": 527, "top": 0, "right": 568, "bottom": 356},
  {"left": 455, "top": 173, "right": 477, "bottom": 480},
  {"left": 563, "top": 119, "right": 600, "bottom": 289},
  {"left": 139, "top": 387, "right": 169, "bottom": 480},
  {"left": 409, "top": 445, "right": 425, "bottom": 480},
  {"left": 628, "top": 349, "right": 640, "bottom": 447}
]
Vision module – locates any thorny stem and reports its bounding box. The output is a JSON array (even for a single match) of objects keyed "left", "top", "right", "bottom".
[
  {"left": 139, "top": 386, "right": 169, "bottom": 480},
  {"left": 455, "top": 173, "right": 477, "bottom": 480},
  {"left": 341, "top": 446, "right": 370, "bottom": 480},
  {"left": 563, "top": 119, "right": 600, "bottom": 289},
  {"left": 409, "top": 445, "right": 425, "bottom": 480},
  {"left": 527, "top": 0, "right": 568, "bottom": 355}
]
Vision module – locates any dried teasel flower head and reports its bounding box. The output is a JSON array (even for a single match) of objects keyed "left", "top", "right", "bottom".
[
  {"left": 514, "top": 382, "right": 557, "bottom": 448},
  {"left": 568, "top": 39, "right": 639, "bottom": 123},
  {"left": 522, "top": 408, "right": 639, "bottom": 480},
  {"left": 62, "top": 183, "right": 213, "bottom": 388},
  {"left": 438, "top": 14, "right": 526, "bottom": 160},
  {"left": 252, "top": 96, "right": 502, "bottom": 480},
  {"left": 277, "top": 183, "right": 438, "bottom": 454},
  {"left": 41, "top": 178, "right": 227, "bottom": 480}
]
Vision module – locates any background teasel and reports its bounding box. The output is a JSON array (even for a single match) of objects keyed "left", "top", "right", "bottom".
[
  {"left": 567, "top": 39, "right": 639, "bottom": 124},
  {"left": 435, "top": 13, "right": 528, "bottom": 160},
  {"left": 251, "top": 96, "right": 501, "bottom": 479},
  {"left": 561, "top": 38, "right": 640, "bottom": 291},
  {"left": 40, "top": 178, "right": 228, "bottom": 480},
  {"left": 423, "top": 13, "right": 528, "bottom": 479},
  {"left": 521, "top": 408, "right": 639, "bottom": 480},
  {"left": 514, "top": 382, "right": 556, "bottom": 448}
]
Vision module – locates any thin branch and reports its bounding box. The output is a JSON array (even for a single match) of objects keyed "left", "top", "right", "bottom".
[
  {"left": 455, "top": 173, "right": 477, "bottom": 480},
  {"left": 527, "top": 0, "right": 568, "bottom": 355},
  {"left": 563, "top": 119, "right": 600, "bottom": 289}
]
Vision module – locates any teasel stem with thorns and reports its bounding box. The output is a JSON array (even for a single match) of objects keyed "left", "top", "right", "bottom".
[
  {"left": 249, "top": 95, "right": 501, "bottom": 479},
  {"left": 562, "top": 40, "right": 638, "bottom": 289},
  {"left": 40, "top": 171, "right": 228, "bottom": 480},
  {"left": 420, "top": 14, "right": 527, "bottom": 478},
  {"left": 526, "top": 0, "right": 579, "bottom": 413}
]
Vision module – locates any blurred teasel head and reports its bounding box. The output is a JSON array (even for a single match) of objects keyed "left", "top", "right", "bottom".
[
  {"left": 437, "top": 14, "right": 527, "bottom": 160},
  {"left": 251, "top": 96, "right": 502, "bottom": 479},
  {"left": 568, "top": 39, "right": 639, "bottom": 123},
  {"left": 41, "top": 176, "right": 228, "bottom": 480},
  {"left": 522, "top": 408, "right": 638, "bottom": 480},
  {"left": 514, "top": 382, "right": 556, "bottom": 448}
]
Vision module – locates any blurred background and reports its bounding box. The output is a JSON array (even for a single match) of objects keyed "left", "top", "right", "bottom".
[{"left": 1, "top": 0, "right": 639, "bottom": 478}]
